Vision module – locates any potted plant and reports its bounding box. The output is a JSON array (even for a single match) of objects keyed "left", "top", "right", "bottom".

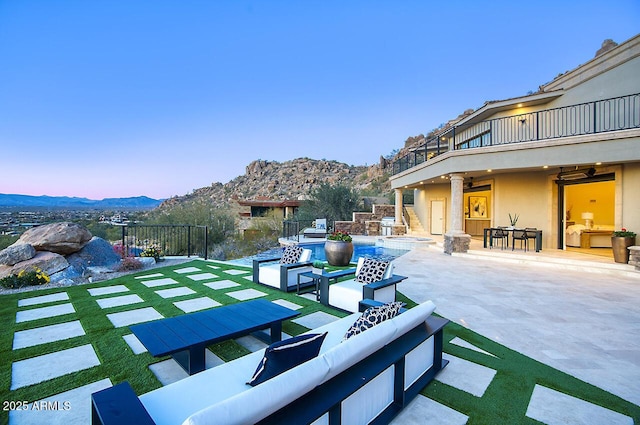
[
  {"left": 611, "top": 228, "right": 637, "bottom": 264},
  {"left": 312, "top": 260, "right": 326, "bottom": 275},
  {"left": 324, "top": 231, "right": 354, "bottom": 266},
  {"left": 508, "top": 213, "right": 519, "bottom": 229}
]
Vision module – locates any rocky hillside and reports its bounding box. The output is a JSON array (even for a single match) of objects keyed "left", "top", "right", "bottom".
[{"left": 159, "top": 157, "right": 392, "bottom": 210}]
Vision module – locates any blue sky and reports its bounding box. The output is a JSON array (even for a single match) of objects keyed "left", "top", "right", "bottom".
[{"left": 1, "top": 1, "right": 638, "bottom": 200}]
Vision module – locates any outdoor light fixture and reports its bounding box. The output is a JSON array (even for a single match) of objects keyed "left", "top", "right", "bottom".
[
  {"left": 581, "top": 212, "right": 594, "bottom": 229},
  {"left": 556, "top": 167, "right": 596, "bottom": 180}
]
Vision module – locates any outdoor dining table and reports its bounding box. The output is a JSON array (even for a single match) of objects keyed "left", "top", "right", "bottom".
[{"left": 483, "top": 227, "right": 543, "bottom": 252}]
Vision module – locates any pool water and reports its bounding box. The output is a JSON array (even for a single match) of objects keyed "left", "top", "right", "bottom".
[{"left": 230, "top": 242, "right": 409, "bottom": 266}]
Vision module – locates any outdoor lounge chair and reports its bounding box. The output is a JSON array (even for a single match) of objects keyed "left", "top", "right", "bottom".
[
  {"left": 303, "top": 218, "right": 327, "bottom": 238},
  {"left": 252, "top": 246, "right": 314, "bottom": 292},
  {"left": 320, "top": 257, "right": 407, "bottom": 312}
]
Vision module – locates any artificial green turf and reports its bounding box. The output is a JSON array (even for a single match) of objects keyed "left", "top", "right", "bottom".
[{"left": 0, "top": 261, "right": 638, "bottom": 425}]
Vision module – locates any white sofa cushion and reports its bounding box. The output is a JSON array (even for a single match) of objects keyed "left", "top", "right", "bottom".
[{"left": 182, "top": 355, "right": 329, "bottom": 425}]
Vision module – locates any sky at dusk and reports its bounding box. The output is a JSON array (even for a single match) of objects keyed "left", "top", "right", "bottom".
[{"left": 1, "top": 1, "right": 638, "bottom": 200}]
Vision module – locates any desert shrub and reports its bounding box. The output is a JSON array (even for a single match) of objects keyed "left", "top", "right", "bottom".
[
  {"left": 297, "top": 183, "right": 362, "bottom": 223},
  {"left": 117, "top": 257, "right": 143, "bottom": 271},
  {"left": 0, "top": 235, "right": 19, "bottom": 250}
]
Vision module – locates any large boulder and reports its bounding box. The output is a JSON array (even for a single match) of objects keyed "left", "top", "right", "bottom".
[
  {"left": 64, "top": 237, "right": 122, "bottom": 278},
  {"left": 0, "top": 244, "right": 36, "bottom": 266},
  {"left": 10, "top": 251, "right": 69, "bottom": 277},
  {"left": 15, "top": 222, "right": 92, "bottom": 255}
]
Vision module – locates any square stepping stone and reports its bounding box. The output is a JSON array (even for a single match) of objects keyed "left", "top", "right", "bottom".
[
  {"left": 13, "top": 320, "right": 85, "bottom": 350},
  {"left": 16, "top": 303, "right": 75, "bottom": 323},
  {"left": 174, "top": 266, "right": 202, "bottom": 274},
  {"left": 224, "top": 269, "right": 249, "bottom": 275},
  {"left": 96, "top": 294, "right": 144, "bottom": 309},
  {"left": 272, "top": 299, "right": 303, "bottom": 310},
  {"left": 123, "top": 334, "right": 147, "bottom": 354},
  {"left": 526, "top": 385, "right": 633, "bottom": 425},
  {"left": 18, "top": 292, "right": 69, "bottom": 307},
  {"left": 174, "top": 297, "right": 221, "bottom": 313},
  {"left": 243, "top": 276, "right": 253, "bottom": 282},
  {"left": 450, "top": 337, "right": 498, "bottom": 358},
  {"left": 392, "top": 394, "right": 468, "bottom": 425},
  {"left": 207, "top": 265, "right": 220, "bottom": 270},
  {"left": 87, "top": 285, "right": 129, "bottom": 296},
  {"left": 186, "top": 272, "right": 218, "bottom": 281},
  {"left": 203, "top": 279, "right": 240, "bottom": 290},
  {"left": 11, "top": 344, "right": 100, "bottom": 390},
  {"left": 155, "top": 287, "right": 196, "bottom": 299},
  {"left": 149, "top": 350, "right": 223, "bottom": 386},
  {"left": 140, "top": 277, "right": 178, "bottom": 288},
  {"left": 9, "top": 378, "right": 112, "bottom": 425},
  {"left": 226, "top": 288, "right": 268, "bottom": 301},
  {"left": 135, "top": 272, "right": 164, "bottom": 279},
  {"left": 236, "top": 335, "right": 269, "bottom": 352},
  {"left": 436, "top": 354, "right": 496, "bottom": 397},
  {"left": 106, "top": 307, "right": 163, "bottom": 327},
  {"left": 293, "top": 311, "right": 340, "bottom": 329}
]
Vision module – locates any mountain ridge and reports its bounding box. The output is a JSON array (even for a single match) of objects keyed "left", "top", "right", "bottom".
[{"left": 0, "top": 194, "right": 163, "bottom": 209}]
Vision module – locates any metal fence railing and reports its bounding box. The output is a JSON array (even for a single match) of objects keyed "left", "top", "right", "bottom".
[
  {"left": 121, "top": 224, "right": 209, "bottom": 260},
  {"left": 393, "top": 92, "right": 640, "bottom": 175}
]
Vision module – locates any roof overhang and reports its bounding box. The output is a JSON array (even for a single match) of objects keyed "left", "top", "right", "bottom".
[{"left": 454, "top": 90, "right": 564, "bottom": 133}]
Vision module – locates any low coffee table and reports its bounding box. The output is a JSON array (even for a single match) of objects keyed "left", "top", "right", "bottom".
[{"left": 130, "top": 299, "right": 299, "bottom": 375}]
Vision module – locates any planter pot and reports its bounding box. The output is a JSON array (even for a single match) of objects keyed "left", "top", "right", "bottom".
[
  {"left": 611, "top": 236, "right": 635, "bottom": 264},
  {"left": 324, "top": 240, "right": 354, "bottom": 266}
]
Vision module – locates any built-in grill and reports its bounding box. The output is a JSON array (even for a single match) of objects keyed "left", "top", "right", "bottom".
[{"left": 380, "top": 217, "right": 395, "bottom": 236}]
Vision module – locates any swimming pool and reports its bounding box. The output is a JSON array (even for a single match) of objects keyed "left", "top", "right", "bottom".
[{"left": 229, "top": 242, "right": 409, "bottom": 266}]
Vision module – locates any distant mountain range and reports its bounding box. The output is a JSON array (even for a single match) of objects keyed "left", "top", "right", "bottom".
[{"left": 0, "top": 194, "right": 163, "bottom": 209}]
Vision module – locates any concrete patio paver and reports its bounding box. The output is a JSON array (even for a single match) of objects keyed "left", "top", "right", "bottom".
[
  {"left": 95, "top": 294, "right": 144, "bottom": 309},
  {"left": 154, "top": 287, "right": 196, "bottom": 299},
  {"left": 186, "top": 272, "right": 218, "bottom": 281},
  {"left": 16, "top": 303, "right": 75, "bottom": 323},
  {"left": 106, "top": 307, "right": 163, "bottom": 327},
  {"left": 11, "top": 344, "right": 100, "bottom": 390},
  {"left": 292, "top": 311, "right": 341, "bottom": 329},
  {"left": 87, "top": 285, "right": 129, "bottom": 296},
  {"left": 526, "top": 384, "right": 633, "bottom": 425},
  {"left": 173, "top": 267, "right": 202, "bottom": 274},
  {"left": 9, "top": 378, "right": 112, "bottom": 425},
  {"left": 140, "top": 277, "right": 179, "bottom": 288},
  {"left": 18, "top": 292, "right": 69, "bottom": 307},
  {"left": 435, "top": 354, "right": 496, "bottom": 397},
  {"left": 13, "top": 320, "right": 85, "bottom": 350},
  {"left": 173, "top": 297, "right": 221, "bottom": 313},
  {"left": 394, "top": 244, "right": 640, "bottom": 407},
  {"left": 204, "top": 279, "right": 240, "bottom": 290},
  {"left": 226, "top": 288, "right": 267, "bottom": 301}
]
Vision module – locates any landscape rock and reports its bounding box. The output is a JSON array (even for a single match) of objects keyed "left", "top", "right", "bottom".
[
  {"left": 0, "top": 265, "right": 11, "bottom": 279},
  {"left": 10, "top": 251, "right": 69, "bottom": 277},
  {"left": 67, "top": 237, "right": 121, "bottom": 269},
  {"left": 14, "top": 222, "right": 92, "bottom": 255},
  {"left": 0, "top": 244, "right": 36, "bottom": 266}
]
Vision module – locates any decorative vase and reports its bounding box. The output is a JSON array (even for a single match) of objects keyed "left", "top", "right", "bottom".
[
  {"left": 324, "top": 240, "right": 354, "bottom": 266},
  {"left": 611, "top": 236, "right": 634, "bottom": 264}
]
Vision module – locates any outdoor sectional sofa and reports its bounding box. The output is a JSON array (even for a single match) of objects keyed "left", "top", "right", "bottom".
[{"left": 91, "top": 300, "right": 448, "bottom": 425}]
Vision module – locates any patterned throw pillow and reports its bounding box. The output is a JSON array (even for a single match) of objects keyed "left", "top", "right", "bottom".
[
  {"left": 280, "top": 246, "right": 304, "bottom": 264},
  {"left": 247, "top": 332, "right": 327, "bottom": 386},
  {"left": 355, "top": 258, "right": 389, "bottom": 283},
  {"left": 343, "top": 301, "right": 403, "bottom": 340}
]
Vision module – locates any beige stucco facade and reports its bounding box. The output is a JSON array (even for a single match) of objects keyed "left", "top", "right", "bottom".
[{"left": 391, "top": 34, "right": 640, "bottom": 251}]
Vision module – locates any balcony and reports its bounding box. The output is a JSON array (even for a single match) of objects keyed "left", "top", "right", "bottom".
[{"left": 392, "top": 93, "right": 640, "bottom": 175}]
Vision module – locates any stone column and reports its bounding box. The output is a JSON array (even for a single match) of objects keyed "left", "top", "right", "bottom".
[
  {"left": 394, "top": 189, "right": 403, "bottom": 225},
  {"left": 444, "top": 173, "right": 471, "bottom": 254}
]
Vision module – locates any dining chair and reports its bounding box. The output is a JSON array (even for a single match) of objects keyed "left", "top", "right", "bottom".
[
  {"left": 512, "top": 229, "right": 528, "bottom": 251},
  {"left": 525, "top": 228, "right": 538, "bottom": 251},
  {"left": 490, "top": 227, "right": 509, "bottom": 250}
]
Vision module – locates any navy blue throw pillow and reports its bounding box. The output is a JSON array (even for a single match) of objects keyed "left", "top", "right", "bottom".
[{"left": 247, "top": 332, "right": 327, "bottom": 386}]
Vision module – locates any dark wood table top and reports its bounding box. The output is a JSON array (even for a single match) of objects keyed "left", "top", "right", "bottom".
[{"left": 129, "top": 298, "right": 299, "bottom": 357}]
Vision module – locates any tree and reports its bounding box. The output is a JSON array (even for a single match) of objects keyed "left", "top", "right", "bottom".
[{"left": 297, "top": 183, "right": 362, "bottom": 225}]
